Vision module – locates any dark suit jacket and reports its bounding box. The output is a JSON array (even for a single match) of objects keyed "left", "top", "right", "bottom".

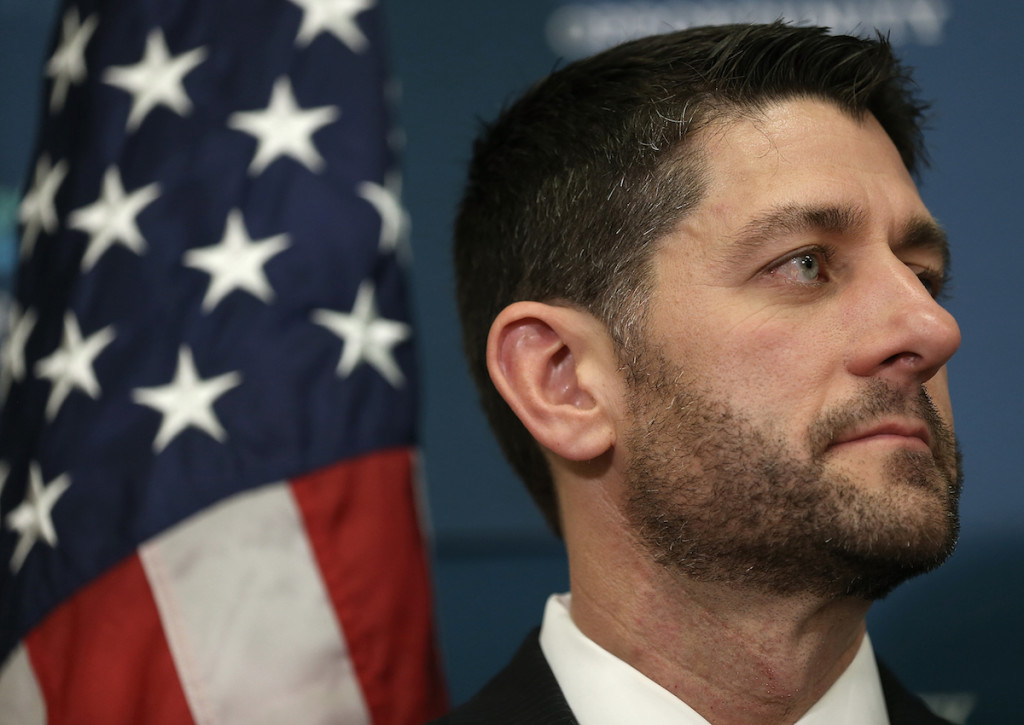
[{"left": 430, "top": 630, "right": 953, "bottom": 725}]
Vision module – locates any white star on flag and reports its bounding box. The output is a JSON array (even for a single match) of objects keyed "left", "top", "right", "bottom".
[
  {"left": 0, "top": 304, "right": 37, "bottom": 396},
  {"left": 227, "top": 76, "right": 340, "bottom": 175},
  {"left": 34, "top": 313, "right": 116, "bottom": 421},
  {"left": 183, "top": 209, "right": 291, "bottom": 312},
  {"left": 288, "top": 0, "right": 376, "bottom": 53},
  {"left": 46, "top": 6, "right": 98, "bottom": 112},
  {"left": 4, "top": 464, "right": 71, "bottom": 573},
  {"left": 103, "top": 29, "right": 208, "bottom": 131},
  {"left": 132, "top": 347, "right": 242, "bottom": 453},
  {"left": 357, "top": 171, "right": 410, "bottom": 255},
  {"left": 19, "top": 154, "right": 69, "bottom": 259},
  {"left": 312, "top": 280, "right": 410, "bottom": 387},
  {"left": 68, "top": 167, "right": 161, "bottom": 271}
]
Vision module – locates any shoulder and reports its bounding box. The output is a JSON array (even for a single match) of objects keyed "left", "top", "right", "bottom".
[
  {"left": 878, "top": 660, "right": 955, "bottom": 725},
  {"left": 428, "top": 630, "right": 578, "bottom": 725}
]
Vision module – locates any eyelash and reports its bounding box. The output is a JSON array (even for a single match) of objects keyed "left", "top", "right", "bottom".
[
  {"left": 766, "top": 245, "right": 950, "bottom": 300},
  {"left": 914, "top": 268, "right": 950, "bottom": 300}
]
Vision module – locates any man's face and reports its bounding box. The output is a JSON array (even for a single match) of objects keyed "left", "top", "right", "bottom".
[{"left": 622, "top": 99, "right": 962, "bottom": 599}]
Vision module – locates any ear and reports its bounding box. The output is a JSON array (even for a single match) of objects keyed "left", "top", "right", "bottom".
[{"left": 487, "top": 301, "right": 619, "bottom": 462}]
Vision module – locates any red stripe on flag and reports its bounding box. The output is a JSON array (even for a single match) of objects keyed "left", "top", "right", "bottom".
[
  {"left": 24, "top": 553, "right": 195, "bottom": 725},
  {"left": 291, "top": 448, "right": 448, "bottom": 725}
]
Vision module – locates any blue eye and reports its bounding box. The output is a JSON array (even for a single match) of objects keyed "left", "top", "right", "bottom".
[
  {"left": 764, "top": 245, "right": 835, "bottom": 287},
  {"left": 773, "top": 252, "right": 824, "bottom": 284},
  {"left": 793, "top": 254, "right": 820, "bottom": 281}
]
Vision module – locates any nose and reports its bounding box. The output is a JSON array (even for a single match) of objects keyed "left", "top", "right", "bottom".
[{"left": 845, "top": 256, "right": 961, "bottom": 388}]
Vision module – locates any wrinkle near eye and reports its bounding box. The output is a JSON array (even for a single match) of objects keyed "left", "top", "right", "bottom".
[{"left": 717, "top": 303, "right": 798, "bottom": 338}]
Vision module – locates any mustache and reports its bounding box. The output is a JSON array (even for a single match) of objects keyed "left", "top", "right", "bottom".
[{"left": 808, "top": 381, "right": 955, "bottom": 459}]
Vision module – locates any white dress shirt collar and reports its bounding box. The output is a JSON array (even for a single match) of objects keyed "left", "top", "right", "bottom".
[{"left": 538, "top": 593, "right": 889, "bottom": 725}]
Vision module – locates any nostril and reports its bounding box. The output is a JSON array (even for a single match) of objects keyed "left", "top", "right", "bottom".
[{"left": 882, "top": 351, "right": 921, "bottom": 367}]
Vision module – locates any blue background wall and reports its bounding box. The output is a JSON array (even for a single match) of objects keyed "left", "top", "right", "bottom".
[{"left": 2, "top": 1, "right": 1020, "bottom": 722}]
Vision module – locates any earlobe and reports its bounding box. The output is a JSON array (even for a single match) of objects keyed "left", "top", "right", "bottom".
[{"left": 487, "top": 301, "right": 618, "bottom": 462}]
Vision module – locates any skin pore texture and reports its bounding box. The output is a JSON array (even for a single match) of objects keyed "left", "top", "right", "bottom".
[{"left": 492, "top": 98, "right": 962, "bottom": 724}]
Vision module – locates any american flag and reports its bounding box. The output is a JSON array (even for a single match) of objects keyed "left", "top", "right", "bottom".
[{"left": 0, "top": 0, "right": 448, "bottom": 722}]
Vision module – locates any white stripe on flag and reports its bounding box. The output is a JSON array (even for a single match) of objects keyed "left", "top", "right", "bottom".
[
  {"left": 139, "top": 483, "right": 371, "bottom": 725},
  {"left": 0, "top": 644, "right": 47, "bottom": 725}
]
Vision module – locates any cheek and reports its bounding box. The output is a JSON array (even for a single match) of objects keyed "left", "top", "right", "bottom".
[
  {"left": 647, "top": 283, "right": 845, "bottom": 415},
  {"left": 692, "top": 311, "right": 840, "bottom": 415}
]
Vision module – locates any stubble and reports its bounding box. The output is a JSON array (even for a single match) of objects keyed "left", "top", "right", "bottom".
[{"left": 623, "top": 351, "right": 962, "bottom": 600}]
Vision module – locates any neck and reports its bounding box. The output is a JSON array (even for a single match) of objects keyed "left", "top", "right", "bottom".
[{"left": 562, "top": 491, "right": 871, "bottom": 725}]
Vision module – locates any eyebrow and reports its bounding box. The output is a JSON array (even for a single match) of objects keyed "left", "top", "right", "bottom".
[
  {"left": 731, "top": 203, "right": 867, "bottom": 253},
  {"left": 729, "top": 202, "right": 951, "bottom": 275}
]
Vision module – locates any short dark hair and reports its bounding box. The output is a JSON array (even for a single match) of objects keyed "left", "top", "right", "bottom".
[{"left": 454, "top": 22, "right": 929, "bottom": 535}]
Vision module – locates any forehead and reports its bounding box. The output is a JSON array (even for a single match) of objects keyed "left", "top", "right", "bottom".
[
  {"left": 661, "top": 98, "right": 932, "bottom": 266},
  {"left": 703, "top": 98, "right": 910, "bottom": 177}
]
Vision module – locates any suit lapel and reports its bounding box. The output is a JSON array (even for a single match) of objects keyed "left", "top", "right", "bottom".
[
  {"left": 434, "top": 632, "right": 952, "bottom": 725},
  {"left": 879, "top": 660, "right": 954, "bottom": 725},
  {"left": 431, "top": 630, "right": 578, "bottom": 725}
]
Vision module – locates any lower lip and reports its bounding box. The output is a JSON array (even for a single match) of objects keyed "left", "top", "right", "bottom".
[{"left": 830, "top": 434, "right": 931, "bottom": 452}]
